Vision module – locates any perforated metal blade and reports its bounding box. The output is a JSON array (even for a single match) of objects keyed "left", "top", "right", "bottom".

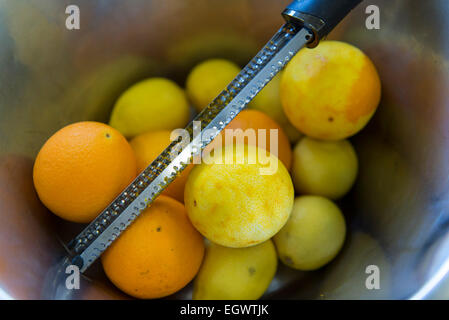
[{"left": 66, "top": 24, "right": 312, "bottom": 273}]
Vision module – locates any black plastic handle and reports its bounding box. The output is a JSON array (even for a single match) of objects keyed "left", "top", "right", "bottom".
[{"left": 283, "top": 0, "right": 363, "bottom": 45}]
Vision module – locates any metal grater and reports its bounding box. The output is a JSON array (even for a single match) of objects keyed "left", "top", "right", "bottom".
[{"left": 64, "top": 0, "right": 363, "bottom": 273}]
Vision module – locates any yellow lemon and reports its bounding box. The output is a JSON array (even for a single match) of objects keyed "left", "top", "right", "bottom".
[
  {"left": 291, "top": 137, "right": 358, "bottom": 199},
  {"left": 185, "top": 144, "right": 294, "bottom": 248},
  {"left": 186, "top": 59, "right": 240, "bottom": 111},
  {"left": 109, "top": 78, "right": 190, "bottom": 138},
  {"left": 193, "top": 240, "right": 277, "bottom": 300},
  {"left": 280, "top": 41, "right": 381, "bottom": 140},
  {"left": 273, "top": 196, "right": 346, "bottom": 270}
]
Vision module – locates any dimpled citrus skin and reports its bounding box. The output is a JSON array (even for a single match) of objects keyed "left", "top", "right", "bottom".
[
  {"left": 193, "top": 240, "right": 277, "bottom": 300},
  {"left": 101, "top": 195, "right": 205, "bottom": 299},
  {"left": 33, "top": 121, "right": 137, "bottom": 223},
  {"left": 185, "top": 144, "right": 294, "bottom": 248},
  {"left": 280, "top": 41, "right": 381, "bottom": 140},
  {"left": 215, "top": 109, "right": 293, "bottom": 171},
  {"left": 130, "top": 130, "right": 193, "bottom": 203},
  {"left": 292, "top": 137, "right": 358, "bottom": 199},
  {"left": 273, "top": 196, "right": 346, "bottom": 271},
  {"left": 109, "top": 77, "right": 190, "bottom": 138},
  {"left": 186, "top": 59, "right": 240, "bottom": 111}
]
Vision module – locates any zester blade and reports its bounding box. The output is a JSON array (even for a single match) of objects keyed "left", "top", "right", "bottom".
[{"left": 66, "top": 23, "right": 312, "bottom": 273}]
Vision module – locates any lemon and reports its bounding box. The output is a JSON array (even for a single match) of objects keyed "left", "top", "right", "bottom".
[
  {"left": 186, "top": 59, "right": 240, "bottom": 111},
  {"left": 193, "top": 240, "right": 277, "bottom": 300},
  {"left": 291, "top": 137, "right": 358, "bottom": 199},
  {"left": 280, "top": 41, "right": 381, "bottom": 140},
  {"left": 249, "top": 73, "right": 303, "bottom": 143},
  {"left": 273, "top": 196, "right": 346, "bottom": 271},
  {"left": 184, "top": 144, "right": 294, "bottom": 248},
  {"left": 109, "top": 78, "right": 190, "bottom": 138}
]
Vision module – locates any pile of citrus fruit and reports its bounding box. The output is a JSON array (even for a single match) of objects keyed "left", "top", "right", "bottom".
[{"left": 33, "top": 41, "right": 381, "bottom": 299}]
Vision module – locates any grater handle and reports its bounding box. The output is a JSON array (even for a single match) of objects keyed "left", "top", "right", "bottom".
[{"left": 283, "top": 0, "right": 363, "bottom": 47}]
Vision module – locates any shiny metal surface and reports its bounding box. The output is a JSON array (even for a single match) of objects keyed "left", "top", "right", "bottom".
[{"left": 0, "top": 0, "right": 449, "bottom": 299}]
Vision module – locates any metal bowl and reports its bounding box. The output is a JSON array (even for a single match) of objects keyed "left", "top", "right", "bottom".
[{"left": 1, "top": 0, "right": 448, "bottom": 299}]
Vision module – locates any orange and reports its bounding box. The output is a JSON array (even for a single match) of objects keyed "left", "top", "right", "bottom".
[
  {"left": 208, "top": 109, "right": 292, "bottom": 171},
  {"left": 129, "top": 130, "right": 193, "bottom": 203},
  {"left": 280, "top": 40, "right": 381, "bottom": 140},
  {"left": 101, "top": 195, "right": 205, "bottom": 299},
  {"left": 33, "top": 121, "right": 137, "bottom": 223}
]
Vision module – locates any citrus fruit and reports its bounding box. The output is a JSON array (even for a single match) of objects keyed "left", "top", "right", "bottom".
[
  {"left": 101, "top": 195, "right": 205, "bottom": 299},
  {"left": 208, "top": 109, "right": 292, "bottom": 171},
  {"left": 185, "top": 144, "right": 294, "bottom": 248},
  {"left": 109, "top": 77, "right": 190, "bottom": 138},
  {"left": 280, "top": 40, "right": 381, "bottom": 140},
  {"left": 130, "top": 130, "right": 193, "bottom": 203},
  {"left": 193, "top": 240, "right": 277, "bottom": 300},
  {"left": 273, "top": 195, "right": 346, "bottom": 271},
  {"left": 186, "top": 59, "right": 240, "bottom": 111},
  {"left": 33, "top": 121, "right": 137, "bottom": 223},
  {"left": 291, "top": 137, "right": 358, "bottom": 199},
  {"left": 249, "top": 72, "right": 302, "bottom": 143}
]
